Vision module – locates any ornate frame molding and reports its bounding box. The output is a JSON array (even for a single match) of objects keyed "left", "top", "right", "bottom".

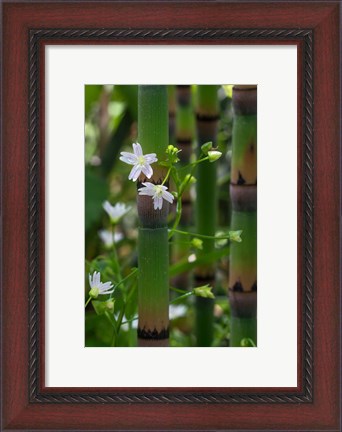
[{"left": 28, "top": 28, "right": 313, "bottom": 404}]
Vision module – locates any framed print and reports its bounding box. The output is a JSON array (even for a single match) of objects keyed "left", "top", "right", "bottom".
[{"left": 1, "top": 1, "right": 340, "bottom": 431}]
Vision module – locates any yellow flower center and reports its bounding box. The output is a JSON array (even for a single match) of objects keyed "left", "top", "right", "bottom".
[
  {"left": 154, "top": 185, "right": 163, "bottom": 197},
  {"left": 137, "top": 156, "right": 146, "bottom": 165}
]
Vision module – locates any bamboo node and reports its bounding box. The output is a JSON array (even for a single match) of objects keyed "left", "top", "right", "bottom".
[{"left": 138, "top": 327, "right": 169, "bottom": 340}]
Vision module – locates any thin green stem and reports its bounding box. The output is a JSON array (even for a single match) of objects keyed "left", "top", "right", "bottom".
[
  {"left": 105, "top": 310, "right": 116, "bottom": 328},
  {"left": 85, "top": 296, "right": 92, "bottom": 308},
  {"left": 111, "top": 224, "right": 123, "bottom": 284},
  {"left": 170, "top": 286, "right": 188, "bottom": 294},
  {"left": 170, "top": 228, "right": 230, "bottom": 241},
  {"left": 161, "top": 166, "right": 172, "bottom": 186},
  {"left": 115, "top": 304, "right": 126, "bottom": 345},
  {"left": 168, "top": 195, "right": 182, "bottom": 240},
  {"left": 110, "top": 331, "right": 116, "bottom": 347},
  {"left": 179, "top": 158, "right": 200, "bottom": 196},
  {"left": 116, "top": 268, "right": 138, "bottom": 290},
  {"left": 169, "top": 240, "right": 193, "bottom": 246},
  {"left": 178, "top": 156, "right": 208, "bottom": 171},
  {"left": 105, "top": 311, "right": 117, "bottom": 347},
  {"left": 170, "top": 291, "right": 193, "bottom": 304},
  {"left": 121, "top": 316, "right": 138, "bottom": 326},
  {"left": 168, "top": 157, "right": 199, "bottom": 240}
]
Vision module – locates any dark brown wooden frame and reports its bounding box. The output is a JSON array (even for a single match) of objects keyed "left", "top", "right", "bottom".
[{"left": 1, "top": 1, "right": 340, "bottom": 430}]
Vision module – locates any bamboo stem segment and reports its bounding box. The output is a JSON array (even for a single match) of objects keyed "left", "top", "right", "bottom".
[
  {"left": 137, "top": 85, "right": 169, "bottom": 347},
  {"left": 172, "top": 85, "right": 195, "bottom": 290},
  {"left": 229, "top": 85, "right": 257, "bottom": 347},
  {"left": 168, "top": 85, "right": 176, "bottom": 145},
  {"left": 194, "top": 85, "right": 219, "bottom": 346},
  {"left": 138, "top": 227, "right": 169, "bottom": 345}
]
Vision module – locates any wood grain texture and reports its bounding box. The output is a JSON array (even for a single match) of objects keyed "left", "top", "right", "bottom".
[{"left": 1, "top": 1, "right": 340, "bottom": 431}]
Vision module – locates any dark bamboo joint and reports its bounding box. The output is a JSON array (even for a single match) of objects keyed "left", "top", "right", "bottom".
[{"left": 229, "top": 85, "right": 257, "bottom": 347}]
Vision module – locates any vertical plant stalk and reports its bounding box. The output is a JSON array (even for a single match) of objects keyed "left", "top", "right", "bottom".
[
  {"left": 195, "top": 85, "right": 219, "bottom": 346},
  {"left": 137, "top": 85, "right": 170, "bottom": 347},
  {"left": 229, "top": 85, "right": 257, "bottom": 347},
  {"left": 168, "top": 85, "right": 176, "bottom": 145},
  {"left": 172, "top": 85, "right": 195, "bottom": 289},
  {"left": 98, "top": 86, "right": 111, "bottom": 157}
]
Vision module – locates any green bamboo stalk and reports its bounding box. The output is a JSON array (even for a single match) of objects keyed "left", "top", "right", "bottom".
[
  {"left": 168, "top": 85, "right": 176, "bottom": 145},
  {"left": 194, "top": 85, "right": 219, "bottom": 346},
  {"left": 176, "top": 85, "right": 195, "bottom": 166},
  {"left": 137, "top": 85, "right": 169, "bottom": 347},
  {"left": 172, "top": 85, "right": 195, "bottom": 290},
  {"left": 229, "top": 85, "right": 257, "bottom": 347}
]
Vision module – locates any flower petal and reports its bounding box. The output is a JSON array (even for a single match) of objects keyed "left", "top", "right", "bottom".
[
  {"left": 128, "top": 164, "right": 142, "bottom": 181},
  {"left": 141, "top": 182, "right": 155, "bottom": 189},
  {"left": 154, "top": 196, "right": 163, "bottom": 210},
  {"left": 138, "top": 186, "right": 154, "bottom": 197},
  {"left": 100, "top": 282, "right": 113, "bottom": 292},
  {"left": 119, "top": 152, "right": 137, "bottom": 165},
  {"left": 103, "top": 201, "right": 111, "bottom": 215},
  {"left": 141, "top": 164, "right": 153, "bottom": 179},
  {"left": 133, "top": 143, "right": 143, "bottom": 156},
  {"left": 162, "top": 190, "right": 174, "bottom": 204},
  {"left": 101, "top": 289, "right": 114, "bottom": 295},
  {"left": 144, "top": 153, "right": 158, "bottom": 164}
]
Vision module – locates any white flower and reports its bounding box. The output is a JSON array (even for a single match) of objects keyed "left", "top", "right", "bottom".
[
  {"left": 120, "top": 142, "right": 158, "bottom": 181},
  {"left": 138, "top": 182, "right": 174, "bottom": 210},
  {"left": 98, "top": 229, "right": 123, "bottom": 248},
  {"left": 88, "top": 271, "right": 114, "bottom": 298},
  {"left": 103, "top": 201, "right": 131, "bottom": 224},
  {"left": 169, "top": 304, "right": 187, "bottom": 320}
]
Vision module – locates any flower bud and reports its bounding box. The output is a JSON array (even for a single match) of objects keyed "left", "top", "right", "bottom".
[
  {"left": 208, "top": 150, "right": 222, "bottom": 162},
  {"left": 193, "top": 285, "right": 215, "bottom": 299},
  {"left": 191, "top": 237, "right": 203, "bottom": 250},
  {"left": 185, "top": 174, "right": 196, "bottom": 185},
  {"left": 215, "top": 230, "right": 228, "bottom": 247},
  {"left": 166, "top": 144, "right": 180, "bottom": 155},
  {"left": 166, "top": 145, "right": 181, "bottom": 164},
  {"left": 201, "top": 141, "right": 213, "bottom": 154},
  {"left": 105, "top": 299, "right": 115, "bottom": 312},
  {"left": 229, "top": 230, "right": 242, "bottom": 243}
]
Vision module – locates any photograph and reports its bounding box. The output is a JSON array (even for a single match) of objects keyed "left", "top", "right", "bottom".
[{"left": 84, "top": 84, "right": 257, "bottom": 347}]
